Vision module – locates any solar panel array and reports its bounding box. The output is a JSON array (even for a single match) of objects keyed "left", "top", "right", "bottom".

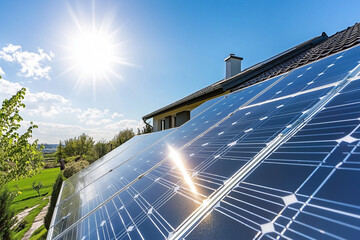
[{"left": 48, "top": 44, "right": 360, "bottom": 240}]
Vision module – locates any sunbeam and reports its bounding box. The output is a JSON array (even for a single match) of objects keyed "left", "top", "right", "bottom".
[{"left": 60, "top": 1, "right": 131, "bottom": 96}]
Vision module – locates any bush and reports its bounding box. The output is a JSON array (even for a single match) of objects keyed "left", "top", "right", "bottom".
[
  {"left": 64, "top": 155, "right": 80, "bottom": 163},
  {"left": 83, "top": 154, "right": 96, "bottom": 164},
  {"left": 0, "top": 187, "right": 16, "bottom": 240},
  {"left": 44, "top": 162, "right": 54, "bottom": 169},
  {"left": 44, "top": 174, "right": 63, "bottom": 229},
  {"left": 63, "top": 160, "right": 89, "bottom": 178},
  {"left": 44, "top": 162, "right": 60, "bottom": 169}
]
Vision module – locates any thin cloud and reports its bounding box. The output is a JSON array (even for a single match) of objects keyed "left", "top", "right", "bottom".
[
  {"left": 78, "top": 108, "right": 125, "bottom": 126},
  {"left": 78, "top": 108, "right": 108, "bottom": 122},
  {"left": 0, "top": 78, "right": 78, "bottom": 118},
  {"left": 0, "top": 78, "right": 141, "bottom": 143},
  {"left": 111, "top": 112, "right": 124, "bottom": 118},
  {"left": 22, "top": 119, "right": 144, "bottom": 143},
  {"left": 0, "top": 66, "right": 5, "bottom": 76},
  {"left": 0, "top": 44, "right": 54, "bottom": 80},
  {"left": 0, "top": 78, "right": 22, "bottom": 95}
]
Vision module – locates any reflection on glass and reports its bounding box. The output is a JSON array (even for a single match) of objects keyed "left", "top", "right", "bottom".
[{"left": 168, "top": 145, "right": 197, "bottom": 194}]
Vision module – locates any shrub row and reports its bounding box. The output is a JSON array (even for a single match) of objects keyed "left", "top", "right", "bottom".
[
  {"left": 44, "top": 174, "right": 63, "bottom": 229},
  {"left": 62, "top": 160, "right": 89, "bottom": 178}
]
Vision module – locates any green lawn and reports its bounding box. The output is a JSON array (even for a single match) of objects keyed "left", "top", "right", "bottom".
[
  {"left": 12, "top": 199, "right": 49, "bottom": 240},
  {"left": 6, "top": 168, "right": 61, "bottom": 240},
  {"left": 30, "top": 225, "right": 47, "bottom": 240},
  {"left": 6, "top": 168, "right": 61, "bottom": 214}
]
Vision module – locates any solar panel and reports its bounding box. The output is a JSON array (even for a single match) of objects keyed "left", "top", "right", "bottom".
[
  {"left": 59, "top": 130, "right": 174, "bottom": 202},
  {"left": 48, "top": 44, "right": 360, "bottom": 240},
  {"left": 190, "top": 95, "right": 225, "bottom": 119},
  {"left": 186, "top": 75, "right": 360, "bottom": 240},
  {"left": 61, "top": 134, "right": 147, "bottom": 197},
  {"left": 49, "top": 73, "right": 283, "bottom": 239}
]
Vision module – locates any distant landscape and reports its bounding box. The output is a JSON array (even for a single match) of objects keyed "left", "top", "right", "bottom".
[{"left": 39, "top": 144, "right": 58, "bottom": 154}]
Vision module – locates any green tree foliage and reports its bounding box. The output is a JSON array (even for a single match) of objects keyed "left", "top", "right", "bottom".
[
  {"left": 94, "top": 140, "right": 110, "bottom": 159},
  {"left": 77, "top": 133, "right": 95, "bottom": 157},
  {"left": 0, "top": 87, "right": 43, "bottom": 186},
  {"left": 32, "top": 181, "right": 43, "bottom": 197},
  {"left": 63, "top": 133, "right": 94, "bottom": 158},
  {"left": 54, "top": 129, "right": 137, "bottom": 172},
  {"left": 109, "top": 129, "right": 135, "bottom": 150},
  {"left": 56, "top": 140, "right": 64, "bottom": 162},
  {"left": 137, "top": 123, "right": 153, "bottom": 135},
  {"left": 0, "top": 187, "right": 16, "bottom": 240},
  {"left": 44, "top": 174, "right": 63, "bottom": 229},
  {"left": 63, "top": 138, "right": 76, "bottom": 157}
]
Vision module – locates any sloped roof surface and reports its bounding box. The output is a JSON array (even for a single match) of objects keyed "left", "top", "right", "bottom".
[{"left": 235, "top": 22, "right": 360, "bottom": 90}]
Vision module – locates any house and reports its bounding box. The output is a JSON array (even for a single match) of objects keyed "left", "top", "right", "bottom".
[{"left": 143, "top": 23, "right": 360, "bottom": 131}]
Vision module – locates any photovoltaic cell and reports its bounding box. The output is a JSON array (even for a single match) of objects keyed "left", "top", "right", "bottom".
[
  {"left": 48, "top": 44, "right": 360, "bottom": 240},
  {"left": 190, "top": 94, "right": 225, "bottom": 119}
]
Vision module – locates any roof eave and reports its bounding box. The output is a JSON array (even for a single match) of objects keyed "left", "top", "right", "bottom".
[{"left": 142, "top": 87, "right": 224, "bottom": 120}]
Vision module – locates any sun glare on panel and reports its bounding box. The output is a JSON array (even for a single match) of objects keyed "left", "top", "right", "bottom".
[{"left": 168, "top": 145, "right": 197, "bottom": 194}]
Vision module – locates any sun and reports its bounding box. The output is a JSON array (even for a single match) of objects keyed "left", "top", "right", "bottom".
[
  {"left": 70, "top": 28, "right": 115, "bottom": 77},
  {"left": 72, "top": 31, "right": 114, "bottom": 75},
  {"left": 60, "top": 3, "right": 131, "bottom": 95}
]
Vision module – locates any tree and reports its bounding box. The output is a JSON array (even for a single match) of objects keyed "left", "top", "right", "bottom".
[
  {"left": 76, "top": 133, "right": 94, "bottom": 157},
  {"left": 94, "top": 140, "right": 110, "bottom": 159},
  {"left": 56, "top": 140, "right": 65, "bottom": 162},
  {"left": 110, "top": 129, "right": 135, "bottom": 149},
  {"left": 137, "top": 123, "right": 153, "bottom": 135},
  {"left": 63, "top": 138, "right": 76, "bottom": 157},
  {"left": 63, "top": 133, "right": 94, "bottom": 158},
  {"left": 0, "top": 87, "right": 44, "bottom": 187},
  {"left": 32, "top": 181, "right": 43, "bottom": 197},
  {"left": 0, "top": 187, "right": 16, "bottom": 240}
]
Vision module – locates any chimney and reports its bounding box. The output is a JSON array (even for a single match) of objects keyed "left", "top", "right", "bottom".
[{"left": 225, "top": 54, "right": 243, "bottom": 79}]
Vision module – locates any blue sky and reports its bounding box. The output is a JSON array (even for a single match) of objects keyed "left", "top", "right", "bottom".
[{"left": 0, "top": 0, "right": 359, "bottom": 143}]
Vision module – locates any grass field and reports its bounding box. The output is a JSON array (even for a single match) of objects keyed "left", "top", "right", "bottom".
[
  {"left": 7, "top": 168, "right": 61, "bottom": 214},
  {"left": 30, "top": 225, "right": 47, "bottom": 240},
  {"left": 6, "top": 168, "right": 61, "bottom": 240},
  {"left": 12, "top": 199, "right": 49, "bottom": 240}
]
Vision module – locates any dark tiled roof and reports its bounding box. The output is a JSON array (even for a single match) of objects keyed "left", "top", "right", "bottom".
[
  {"left": 143, "top": 22, "right": 360, "bottom": 120},
  {"left": 234, "top": 22, "right": 360, "bottom": 90}
]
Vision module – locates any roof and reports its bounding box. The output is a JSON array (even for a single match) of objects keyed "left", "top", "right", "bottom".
[{"left": 143, "top": 22, "right": 360, "bottom": 121}]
